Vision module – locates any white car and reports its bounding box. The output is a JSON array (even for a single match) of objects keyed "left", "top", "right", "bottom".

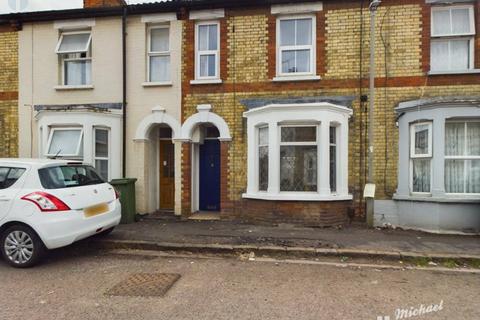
[{"left": 0, "top": 159, "right": 121, "bottom": 268}]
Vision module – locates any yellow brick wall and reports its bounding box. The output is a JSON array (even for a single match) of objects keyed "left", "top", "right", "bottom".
[
  {"left": 325, "top": 5, "right": 423, "bottom": 79},
  {"left": 226, "top": 15, "right": 269, "bottom": 83},
  {"left": 0, "top": 31, "right": 19, "bottom": 158},
  {"left": 0, "top": 32, "right": 18, "bottom": 92}
]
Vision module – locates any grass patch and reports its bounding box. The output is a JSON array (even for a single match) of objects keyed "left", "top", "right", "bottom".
[
  {"left": 409, "top": 257, "right": 431, "bottom": 267},
  {"left": 467, "top": 259, "right": 480, "bottom": 269},
  {"left": 441, "top": 259, "right": 458, "bottom": 268}
]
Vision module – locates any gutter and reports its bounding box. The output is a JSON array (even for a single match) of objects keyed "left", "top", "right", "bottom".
[{"left": 0, "top": 0, "right": 324, "bottom": 24}]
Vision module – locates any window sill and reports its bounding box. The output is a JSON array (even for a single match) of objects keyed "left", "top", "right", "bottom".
[
  {"left": 272, "top": 75, "right": 321, "bottom": 82},
  {"left": 242, "top": 192, "right": 353, "bottom": 201},
  {"left": 393, "top": 194, "right": 480, "bottom": 203},
  {"left": 428, "top": 69, "right": 480, "bottom": 76},
  {"left": 54, "top": 85, "right": 94, "bottom": 91},
  {"left": 142, "top": 81, "right": 173, "bottom": 87},
  {"left": 190, "top": 79, "right": 223, "bottom": 85}
]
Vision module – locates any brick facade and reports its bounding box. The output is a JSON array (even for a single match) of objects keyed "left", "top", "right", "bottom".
[
  {"left": 0, "top": 30, "right": 18, "bottom": 158},
  {"left": 83, "top": 0, "right": 125, "bottom": 8},
  {"left": 181, "top": 0, "right": 480, "bottom": 226}
]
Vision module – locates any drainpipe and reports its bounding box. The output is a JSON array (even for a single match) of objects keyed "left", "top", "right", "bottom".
[
  {"left": 122, "top": 5, "right": 127, "bottom": 178},
  {"left": 366, "top": 0, "right": 381, "bottom": 227}
]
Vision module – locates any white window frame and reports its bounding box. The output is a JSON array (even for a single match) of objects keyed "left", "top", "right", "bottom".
[
  {"left": 45, "top": 127, "right": 84, "bottom": 158},
  {"left": 278, "top": 124, "right": 319, "bottom": 193},
  {"left": 430, "top": 5, "right": 476, "bottom": 72},
  {"left": 409, "top": 122, "right": 433, "bottom": 195},
  {"left": 55, "top": 31, "right": 92, "bottom": 54},
  {"left": 444, "top": 120, "right": 480, "bottom": 195},
  {"left": 195, "top": 20, "right": 220, "bottom": 80},
  {"left": 329, "top": 125, "right": 338, "bottom": 194},
  {"left": 93, "top": 127, "right": 110, "bottom": 181},
  {"left": 257, "top": 125, "right": 269, "bottom": 192},
  {"left": 410, "top": 122, "right": 433, "bottom": 158},
  {"left": 276, "top": 14, "right": 316, "bottom": 77},
  {"left": 56, "top": 31, "right": 93, "bottom": 86},
  {"left": 147, "top": 24, "right": 171, "bottom": 83}
]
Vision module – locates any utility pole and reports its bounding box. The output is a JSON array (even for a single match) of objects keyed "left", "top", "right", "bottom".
[{"left": 365, "top": 0, "right": 381, "bottom": 227}]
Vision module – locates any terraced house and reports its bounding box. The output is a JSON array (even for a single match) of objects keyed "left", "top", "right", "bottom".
[{"left": 0, "top": 0, "right": 479, "bottom": 233}]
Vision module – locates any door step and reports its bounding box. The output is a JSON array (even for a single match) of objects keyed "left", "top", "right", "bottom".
[
  {"left": 142, "top": 211, "right": 180, "bottom": 222},
  {"left": 188, "top": 211, "right": 221, "bottom": 221}
]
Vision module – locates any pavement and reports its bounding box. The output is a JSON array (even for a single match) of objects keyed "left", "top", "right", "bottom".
[
  {"left": 90, "top": 214, "right": 480, "bottom": 261},
  {"left": 1, "top": 246, "right": 479, "bottom": 320}
]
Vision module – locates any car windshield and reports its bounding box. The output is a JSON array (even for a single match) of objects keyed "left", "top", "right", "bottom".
[{"left": 38, "top": 165, "right": 105, "bottom": 189}]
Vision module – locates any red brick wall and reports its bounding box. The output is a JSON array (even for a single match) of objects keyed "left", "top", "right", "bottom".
[
  {"left": 83, "top": 0, "right": 124, "bottom": 8},
  {"left": 223, "top": 199, "right": 352, "bottom": 227},
  {"left": 181, "top": 142, "right": 192, "bottom": 216}
]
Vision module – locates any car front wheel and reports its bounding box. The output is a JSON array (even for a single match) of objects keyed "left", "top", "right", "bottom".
[{"left": 1, "top": 225, "right": 45, "bottom": 268}]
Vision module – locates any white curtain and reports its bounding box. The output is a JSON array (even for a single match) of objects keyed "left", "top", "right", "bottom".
[
  {"left": 412, "top": 159, "right": 430, "bottom": 192},
  {"left": 467, "top": 122, "right": 480, "bottom": 156},
  {"left": 65, "top": 60, "right": 91, "bottom": 86},
  {"left": 445, "top": 122, "right": 464, "bottom": 156},
  {"left": 445, "top": 122, "right": 480, "bottom": 193},
  {"left": 466, "top": 123, "right": 480, "bottom": 193},
  {"left": 150, "top": 56, "right": 170, "bottom": 82},
  {"left": 450, "top": 40, "right": 469, "bottom": 70},
  {"left": 445, "top": 159, "right": 464, "bottom": 193}
]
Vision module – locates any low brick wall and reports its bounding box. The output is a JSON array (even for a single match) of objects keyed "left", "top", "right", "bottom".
[{"left": 222, "top": 199, "right": 352, "bottom": 227}]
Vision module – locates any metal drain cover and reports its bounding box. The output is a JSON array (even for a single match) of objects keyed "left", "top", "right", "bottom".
[{"left": 106, "top": 273, "right": 181, "bottom": 297}]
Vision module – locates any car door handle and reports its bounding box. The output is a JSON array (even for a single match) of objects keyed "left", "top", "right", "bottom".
[{"left": 0, "top": 197, "right": 11, "bottom": 201}]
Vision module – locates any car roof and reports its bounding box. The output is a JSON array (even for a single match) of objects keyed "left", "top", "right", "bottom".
[{"left": 0, "top": 158, "right": 82, "bottom": 168}]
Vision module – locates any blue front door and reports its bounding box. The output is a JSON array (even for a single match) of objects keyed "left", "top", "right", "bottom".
[{"left": 199, "top": 139, "right": 221, "bottom": 211}]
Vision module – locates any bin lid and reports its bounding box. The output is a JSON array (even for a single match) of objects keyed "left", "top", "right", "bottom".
[{"left": 110, "top": 178, "right": 138, "bottom": 185}]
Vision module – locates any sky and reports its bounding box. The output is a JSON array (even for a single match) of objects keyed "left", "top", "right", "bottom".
[{"left": 0, "top": 0, "right": 160, "bottom": 14}]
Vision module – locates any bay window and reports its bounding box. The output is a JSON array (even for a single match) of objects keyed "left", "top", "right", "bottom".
[
  {"left": 445, "top": 121, "right": 480, "bottom": 194},
  {"left": 55, "top": 31, "right": 92, "bottom": 86},
  {"left": 410, "top": 122, "right": 432, "bottom": 193},
  {"left": 148, "top": 26, "right": 171, "bottom": 83},
  {"left": 244, "top": 102, "right": 352, "bottom": 201},
  {"left": 195, "top": 21, "right": 220, "bottom": 80},
  {"left": 430, "top": 5, "right": 475, "bottom": 72},
  {"left": 277, "top": 16, "right": 315, "bottom": 77},
  {"left": 43, "top": 126, "right": 112, "bottom": 181},
  {"left": 395, "top": 99, "right": 480, "bottom": 201}
]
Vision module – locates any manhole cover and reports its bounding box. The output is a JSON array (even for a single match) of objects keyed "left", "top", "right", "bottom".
[{"left": 106, "top": 273, "right": 181, "bottom": 297}]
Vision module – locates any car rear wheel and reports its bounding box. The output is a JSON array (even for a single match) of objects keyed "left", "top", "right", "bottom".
[{"left": 1, "top": 225, "right": 45, "bottom": 268}]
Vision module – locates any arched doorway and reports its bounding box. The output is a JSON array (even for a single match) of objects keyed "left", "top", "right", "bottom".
[
  {"left": 196, "top": 125, "right": 221, "bottom": 212},
  {"left": 180, "top": 105, "right": 231, "bottom": 216},
  {"left": 134, "top": 107, "right": 182, "bottom": 215}
]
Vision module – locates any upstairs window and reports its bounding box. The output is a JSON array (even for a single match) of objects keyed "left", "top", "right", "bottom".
[
  {"left": 277, "top": 16, "right": 315, "bottom": 76},
  {"left": 148, "top": 26, "right": 171, "bottom": 83},
  {"left": 430, "top": 6, "right": 475, "bottom": 72},
  {"left": 410, "top": 122, "right": 432, "bottom": 193},
  {"left": 195, "top": 21, "right": 220, "bottom": 79},
  {"left": 56, "top": 31, "right": 92, "bottom": 86}
]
